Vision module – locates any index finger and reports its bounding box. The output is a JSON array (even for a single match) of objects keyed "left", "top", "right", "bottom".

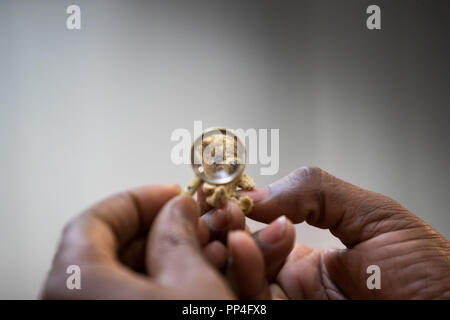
[{"left": 242, "top": 167, "right": 423, "bottom": 247}]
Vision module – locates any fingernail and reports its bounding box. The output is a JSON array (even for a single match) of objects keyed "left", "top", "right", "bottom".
[
  {"left": 227, "top": 230, "right": 239, "bottom": 244},
  {"left": 239, "top": 186, "right": 270, "bottom": 203},
  {"left": 258, "top": 215, "right": 287, "bottom": 245}
]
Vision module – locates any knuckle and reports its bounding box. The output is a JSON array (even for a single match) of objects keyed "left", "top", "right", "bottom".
[
  {"left": 291, "top": 166, "right": 323, "bottom": 185},
  {"left": 59, "top": 217, "right": 83, "bottom": 251},
  {"left": 288, "top": 166, "right": 324, "bottom": 193},
  {"left": 57, "top": 215, "right": 104, "bottom": 264},
  {"left": 60, "top": 214, "right": 87, "bottom": 245},
  {"left": 277, "top": 167, "right": 325, "bottom": 224}
]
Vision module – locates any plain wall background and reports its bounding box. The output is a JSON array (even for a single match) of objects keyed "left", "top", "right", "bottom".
[{"left": 0, "top": 0, "right": 449, "bottom": 299}]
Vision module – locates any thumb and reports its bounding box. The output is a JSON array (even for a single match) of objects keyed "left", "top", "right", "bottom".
[
  {"left": 227, "top": 230, "right": 270, "bottom": 300},
  {"left": 146, "top": 195, "right": 232, "bottom": 298},
  {"left": 243, "top": 167, "right": 426, "bottom": 247}
]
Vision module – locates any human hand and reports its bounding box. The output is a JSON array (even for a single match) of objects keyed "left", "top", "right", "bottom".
[
  {"left": 241, "top": 167, "right": 450, "bottom": 299},
  {"left": 41, "top": 185, "right": 234, "bottom": 299}
]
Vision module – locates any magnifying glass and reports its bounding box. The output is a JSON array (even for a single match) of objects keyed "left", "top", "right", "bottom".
[{"left": 183, "top": 127, "right": 247, "bottom": 196}]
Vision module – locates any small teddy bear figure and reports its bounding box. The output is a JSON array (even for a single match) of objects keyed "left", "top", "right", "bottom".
[{"left": 202, "top": 173, "right": 255, "bottom": 215}]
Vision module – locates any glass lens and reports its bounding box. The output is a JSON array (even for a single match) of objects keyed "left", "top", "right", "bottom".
[{"left": 191, "top": 128, "right": 246, "bottom": 185}]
